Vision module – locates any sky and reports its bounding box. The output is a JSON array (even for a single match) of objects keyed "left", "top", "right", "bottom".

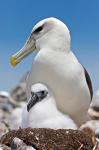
[{"left": 0, "top": 0, "right": 99, "bottom": 93}]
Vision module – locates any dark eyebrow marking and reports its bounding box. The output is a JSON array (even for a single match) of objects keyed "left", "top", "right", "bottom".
[
  {"left": 33, "top": 25, "right": 44, "bottom": 34},
  {"left": 36, "top": 90, "right": 48, "bottom": 101}
]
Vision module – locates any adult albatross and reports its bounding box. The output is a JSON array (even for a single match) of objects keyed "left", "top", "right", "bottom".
[{"left": 10, "top": 17, "right": 93, "bottom": 125}]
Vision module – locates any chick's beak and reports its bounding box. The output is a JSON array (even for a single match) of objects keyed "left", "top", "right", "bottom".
[
  {"left": 10, "top": 37, "right": 36, "bottom": 67},
  {"left": 27, "top": 94, "right": 38, "bottom": 112}
]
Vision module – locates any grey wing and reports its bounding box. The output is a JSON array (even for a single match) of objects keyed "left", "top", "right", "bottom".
[{"left": 83, "top": 67, "right": 93, "bottom": 100}]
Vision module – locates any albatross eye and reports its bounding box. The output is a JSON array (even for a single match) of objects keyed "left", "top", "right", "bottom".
[{"left": 33, "top": 26, "right": 43, "bottom": 34}]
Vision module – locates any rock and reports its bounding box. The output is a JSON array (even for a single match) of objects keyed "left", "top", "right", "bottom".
[
  {"left": 88, "top": 90, "right": 99, "bottom": 120},
  {"left": 0, "top": 109, "right": 11, "bottom": 139},
  {"left": 88, "top": 107, "right": 99, "bottom": 120},
  {"left": 11, "top": 137, "right": 25, "bottom": 149},
  {"left": 11, "top": 137, "right": 35, "bottom": 150},
  {"left": 93, "top": 138, "right": 99, "bottom": 150},
  {"left": 0, "top": 91, "right": 11, "bottom": 103},
  {"left": 0, "top": 109, "right": 11, "bottom": 122},
  {"left": 0, "top": 144, "right": 11, "bottom": 150},
  {"left": 10, "top": 71, "right": 29, "bottom": 106},
  {"left": 10, "top": 82, "right": 27, "bottom": 104},
  {"left": 0, "top": 91, "right": 13, "bottom": 111},
  {"left": 0, "top": 128, "right": 94, "bottom": 150},
  {"left": 80, "top": 120, "right": 99, "bottom": 139},
  {"left": 0, "top": 121, "right": 10, "bottom": 139},
  {"left": 80, "top": 126, "right": 96, "bottom": 146}
]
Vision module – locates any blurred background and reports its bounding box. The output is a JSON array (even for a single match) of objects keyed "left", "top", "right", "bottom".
[{"left": 0, "top": 0, "right": 99, "bottom": 93}]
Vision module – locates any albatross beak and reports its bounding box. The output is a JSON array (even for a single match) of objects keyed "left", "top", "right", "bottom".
[{"left": 10, "top": 37, "right": 36, "bottom": 67}]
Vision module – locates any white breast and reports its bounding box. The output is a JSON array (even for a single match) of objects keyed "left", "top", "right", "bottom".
[
  {"left": 21, "top": 97, "right": 77, "bottom": 129},
  {"left": 26, "top": 49, "right": 90, "bottom": 125}
]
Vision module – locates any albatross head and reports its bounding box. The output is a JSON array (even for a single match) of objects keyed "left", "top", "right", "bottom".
[{"left": 10, "top": 17, "right": 71, "bottom": 67}]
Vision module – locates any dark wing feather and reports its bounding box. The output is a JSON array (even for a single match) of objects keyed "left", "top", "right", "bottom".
[{"left": 83, "top": 67, "right": 93, "bottom": 100}]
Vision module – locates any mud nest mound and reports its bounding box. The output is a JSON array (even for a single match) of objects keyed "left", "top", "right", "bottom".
[{"left": 0, "top": 128, "right": 95, "bottom": 150}]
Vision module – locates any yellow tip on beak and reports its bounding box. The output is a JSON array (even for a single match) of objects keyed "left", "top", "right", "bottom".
[{"left": 10, "top": 56, "right": 17, "bottom": 67}]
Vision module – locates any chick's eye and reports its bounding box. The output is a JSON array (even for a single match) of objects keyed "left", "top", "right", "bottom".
[
  {"left": 41, "top": 91, "right": 45, "bottom": 95},
  {"left": 34, "top": 26, "right": 43, "bottom": 33}
]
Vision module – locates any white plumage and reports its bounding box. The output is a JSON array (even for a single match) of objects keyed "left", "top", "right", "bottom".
[
  {"left": 21, "top": 83, "right": 77, "bottom": 129},
  {"left": 11, "top": 17, "right": 92, "bottom": 126}
]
